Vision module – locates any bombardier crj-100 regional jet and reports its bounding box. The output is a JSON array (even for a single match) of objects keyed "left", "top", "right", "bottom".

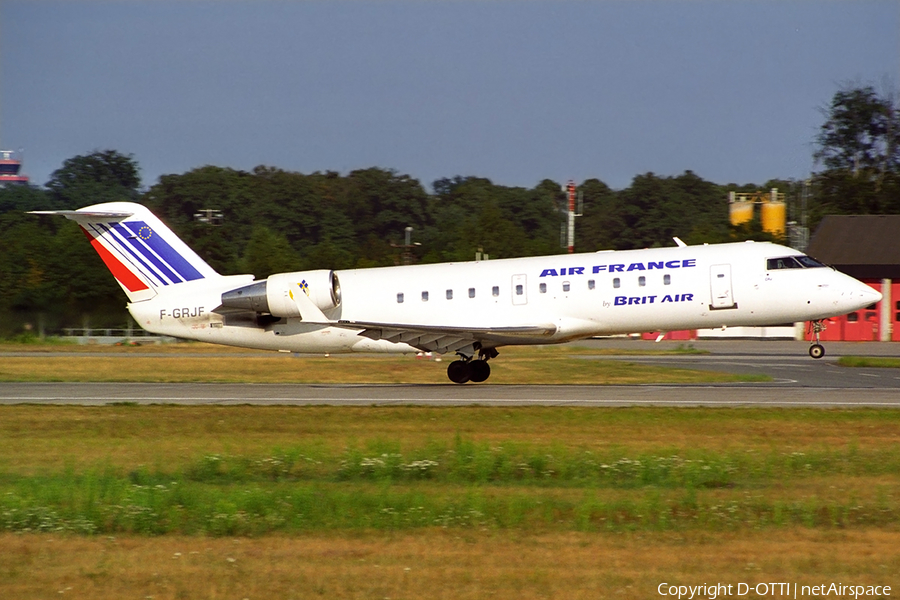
[{"left": 32, "top": 202, "right": 881, "bottom": 383}]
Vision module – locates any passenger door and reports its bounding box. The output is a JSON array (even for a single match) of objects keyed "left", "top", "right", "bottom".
[
  {"left": 709, "top": 264, "right": 737, "bottom": 310},
  {"left": 511, "top": 274, "right": 527, "bottom": 305}
]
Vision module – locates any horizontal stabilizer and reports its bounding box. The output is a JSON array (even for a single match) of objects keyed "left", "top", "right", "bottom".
[{"left": 28, "top": 210, "right": 134, "bottom": 219}]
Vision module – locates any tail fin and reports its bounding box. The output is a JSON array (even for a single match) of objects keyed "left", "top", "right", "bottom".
[{"left": 30, "top": 201, "right": 219, "bottom": 303}]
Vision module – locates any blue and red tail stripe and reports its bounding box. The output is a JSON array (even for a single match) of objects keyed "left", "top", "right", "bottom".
[
  {"left": 80, "top": 227, "right": 149, "bottom": 293},
  {"left": 110, "top": 222, "right": 183, "bottom": 285},
  {"left": 87, "top": 220, "right": 207, "bottom": 289},
  {"left": 121, "top": 221, "right": 204, "bottom": 282},
  {"left": 90, "top": 223, "right": 169, "bottom": 287}
]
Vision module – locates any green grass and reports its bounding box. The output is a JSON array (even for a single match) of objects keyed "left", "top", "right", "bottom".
[
  {"left": 2, "top": 443, "right": 897, "bottom": 535},
  {"left": 1, "top": 406, "right": 898, "bottom": 536},
  {"left": 839, "top": 356, "right": 900, "bottom": 369},
  {"left": 0, "top": 333, "right": 77, "bottom": 345}
]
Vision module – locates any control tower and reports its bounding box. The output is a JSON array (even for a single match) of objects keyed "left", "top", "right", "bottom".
[{"left": 0, "top": 150, "right": 29, "bottom": 187}]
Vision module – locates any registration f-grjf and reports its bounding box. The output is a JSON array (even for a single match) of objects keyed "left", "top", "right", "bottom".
[{"left": 33, "top": 202, "right": 882, "bottom": 383}]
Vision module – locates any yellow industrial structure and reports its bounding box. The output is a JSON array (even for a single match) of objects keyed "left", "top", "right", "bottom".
[{"left": 728, "top": 189, "right": 786, "bottom": 236}]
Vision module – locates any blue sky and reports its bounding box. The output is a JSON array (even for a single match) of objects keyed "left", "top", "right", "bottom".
[{"left": 2, "top": 1, "right": 898, "bottom": 191}]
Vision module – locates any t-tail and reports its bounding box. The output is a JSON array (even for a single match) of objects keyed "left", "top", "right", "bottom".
[{"left": 30, "top": 201, "right": 220, "bottom": 303}]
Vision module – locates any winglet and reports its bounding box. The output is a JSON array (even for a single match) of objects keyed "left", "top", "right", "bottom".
[
  {"left": 288, "top": 281, "right": 330, "bottom": 323},
  {"left": 673, "top": 237, "right": 687, "bottom": 247}
]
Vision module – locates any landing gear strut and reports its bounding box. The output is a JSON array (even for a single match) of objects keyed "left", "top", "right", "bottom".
[
  {"left": 446, "top": 347, "right": 498, "bottom": 384},
  {"left": 808, "top": 320, "right": 826, "bottom": 359}
]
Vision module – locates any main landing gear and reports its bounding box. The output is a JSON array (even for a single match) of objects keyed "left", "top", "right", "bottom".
[
  {"left": 808, "top": 319, "right": 826, "bottom": 359},
  {"left": 447, "top": 347, "right": 499, "bottom": 384}
]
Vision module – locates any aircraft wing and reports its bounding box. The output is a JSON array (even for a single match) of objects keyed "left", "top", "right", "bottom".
[{"left": 334, "top": 320, "right": 557, "bottom": 354}]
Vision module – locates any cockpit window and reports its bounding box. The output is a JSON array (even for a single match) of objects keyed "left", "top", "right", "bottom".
[
  {"left": 767, "top": 255, "right": 826, "bottom": 270},
  {"left": 767, "top": 257, "right": 802, "bottom": 270},
  {"left": 796, "top": 256, "right": 826, "bottom": 268}
]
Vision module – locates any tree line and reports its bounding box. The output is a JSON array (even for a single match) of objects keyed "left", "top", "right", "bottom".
[{"left": 1, "top": 84, "right": 897, "bottom": 336}]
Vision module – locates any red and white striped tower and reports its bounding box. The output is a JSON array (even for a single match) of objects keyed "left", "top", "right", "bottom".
[{"left": 0, "top": 150, "right": 29, "bottom": 187}]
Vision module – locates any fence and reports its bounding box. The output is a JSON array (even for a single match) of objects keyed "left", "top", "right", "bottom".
[{"left": 60, "top": 328, "right": 176, "bottom": 344}]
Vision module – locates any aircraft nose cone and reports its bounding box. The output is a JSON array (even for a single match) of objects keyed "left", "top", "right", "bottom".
[
  {"left": 847, "top": 283, "right": 882, "bottom": 311},
  {"left": 838, "top": 279, "right": 883, "bottom": 313},
  {"left": 860, "top": 285, "right": 883, "bottom": 305}
]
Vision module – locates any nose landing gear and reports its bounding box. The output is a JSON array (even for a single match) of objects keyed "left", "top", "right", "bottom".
[
  {"left": 808, "top": 320, "right": 826, "bottom": 359},
  {"left": 446, "top": 347, "right": 498, "bottom": 383}
]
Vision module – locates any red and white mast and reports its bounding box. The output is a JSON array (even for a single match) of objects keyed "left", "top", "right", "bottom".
[{"left": 565, "top": 180, "right": 581, "bottom": 254}]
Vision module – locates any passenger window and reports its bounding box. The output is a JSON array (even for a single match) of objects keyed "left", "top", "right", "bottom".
[
  {"left": 539, "top": 283, "right": 547, "bottom": 293},
  {"left": 664, "top": 274, "right": 671, "bottom": 285},
  {"left": 562, "top": 282, "right": 570, "bottom": 292},
  {"left": 492, "top": 286, "right": 500, "bottom": 297},
  {"left": 588, "top": 279, "right": 595, "bottom": 290},
  {"left": 847, "top": 312, "right": 859, "bottom": 322},
  {"left": 469, "top": 288, "right": 475, "bottom": 298},
  {"left": 613, "top": 278, "right": 620, "bottom": 289},
  {"left": 397, "top": 293, "right": 404, "bottom": 303},
  {"left": 446, "top": 289, "right": 453, "bottom": 300},
  {"left": 421, "top": 291, "right": 429, "bottom": 302},
  {"left": 515, "top": 284, "right": 524, "bottom": 296},
  {"left": 638, "top": 276, "right": 646, "bottom": 287}
]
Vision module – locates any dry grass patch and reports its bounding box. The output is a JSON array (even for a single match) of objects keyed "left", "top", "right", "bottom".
[
  {"left": 1, "top": 529, "right": 897, "bottom": 600},
  {"left": 0, "top": 352, "right": 761, "bottom": 384}
]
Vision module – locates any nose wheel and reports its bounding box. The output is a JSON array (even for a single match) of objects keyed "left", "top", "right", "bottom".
[{"left": 808, "top": 320, "right": 826, "bottom": 359}]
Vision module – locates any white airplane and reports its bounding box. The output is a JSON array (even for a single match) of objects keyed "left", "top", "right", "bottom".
[{"left": 32, "top": 202, "right": 881, "bottom": 383}]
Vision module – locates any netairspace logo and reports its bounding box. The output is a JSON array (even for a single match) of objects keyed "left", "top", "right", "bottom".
[{"left": 658, "top": 582, "right": 891, "bottom": 599}]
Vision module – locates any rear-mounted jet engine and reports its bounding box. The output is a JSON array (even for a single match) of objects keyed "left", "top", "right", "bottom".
[{"left": 219, "top": 269, "right": 341, "bottom": 318}]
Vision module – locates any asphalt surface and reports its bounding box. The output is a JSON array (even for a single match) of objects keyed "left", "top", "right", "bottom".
[
  {"left": 2, "top": 340, "right": 900, "bottom": 407},
  {"left": 575, "top": 339, "right": 900, "bottom": 388}
]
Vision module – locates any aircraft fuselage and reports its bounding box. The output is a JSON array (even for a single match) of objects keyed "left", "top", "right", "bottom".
[{"left": 128, "top": 241, "right": 879, "bottom": 353}]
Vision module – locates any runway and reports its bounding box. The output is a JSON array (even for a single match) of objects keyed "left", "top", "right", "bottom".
[
  {"left": 1, "top": 381, "right": 899, "bottom": 407},
  {"left": 2, "top": 340, "right": 900, "bottom": 407}
]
